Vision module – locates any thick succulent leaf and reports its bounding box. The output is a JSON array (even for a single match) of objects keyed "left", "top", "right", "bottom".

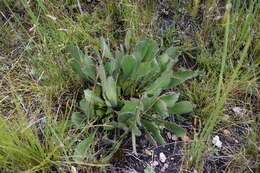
[
  {"left": 168, "top": 71, "right": 198, "bottom": 88},
  {"left": 67, "top": 44, "right": 84, "bottom": 60},
  {"left": 104, "top": 76, "right": 118, "bottom": 106},
  {"left": 160, "top": 92, "right": 180, "bottom": 107},
  {"left": 168, "top": 101, "right": 193, "bottom": 114},
  {"left": 144, "top": 71, "right": 172, "bottom": 95},
  {"left": 164, "top": 121, "right": 186, "bottom": 137},
  {"left": 71, "top": 112, "right": 85, "bottom": 127},
  {"left": 101, "top": 38, "right": 114, "bottom": 59},
  {"left": 74, "top": 133, "right": 95, "bottom": 162},
  {"left": 84, "top": 89, "right": 105, "bottom": 106},
  {"left": 157, "top": 47, "right": 179, "bottom": 72},
  {"left": 134, "top": 62, "right": 153, "bottom": 80},
  {"left": 153, "top": 99, "right": 168, "bottom": 117},
  {"left": 118, "top": 99, "right": 140, "bottom": 123},
  {"left": 141, "top": 119, "right": 165, "bottom": 145},
  {"left": 124, "top": 30, "right": 132, "bottom": 51},
  {"left": 121, "top": 55, "right": 137, "bottom": 78}
]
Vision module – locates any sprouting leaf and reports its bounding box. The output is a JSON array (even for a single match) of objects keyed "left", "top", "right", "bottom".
[
  {"left": 160, "top": 92, "right": 180, "bottom": 107},
  {"left": 121, "top": 55, "right": 137, "bottom": 78},
  {"left": 168, "top": 101, "right": 193, "bottom": 114},
  {"left": 168, "top": 71, "right": 198, "bottom": 88},
  {"left": 71, "top": 112, "right": 85, "bottom": 127},
  {"left": 141, "top": 119, "right": 164, "bottom": 145},
  {"left": 104, "top": 76, "right": 118, "bottom": 106},
  {"left": 164, "top": 121, "right": 185, "bottom": 137},
  {"left": 101, "top": 38, "right": 114, "bottom": 59},
  {"left": 74, "top": 133, "right": 95, "bottom": 162},
  {"left": 124, "top": 30, "right": 132, "bottom": 51}
]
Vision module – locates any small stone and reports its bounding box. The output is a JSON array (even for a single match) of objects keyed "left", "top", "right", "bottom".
[
  {"left": 144, "top": 149, "right": 152, "bottom": 156},
  {"left": 151, "top": 160, "right": 159, "bottom": 168},
  {"left": 212, "top": 135, "right": 222, "bottom": 148},
  {"left": 163, "top": 163, "right": 169, "bottom": 168},
  {"left": 172, "top": 135, "right": 178, "bottom": 141},
  {"left": 223, "top": 129, "right": 231, "bottom": 135},
  {"left": 159, "top": 152, "right": 167, "bottom": 163},
  {"left": 232, "top": 107, "right": 247, "bottom": 115},
  {"left": 182, "top": 135, "right": 190, "bottom": 142},
  {"left": 71, "top": 166, "right": 77, "bottom": 173}
]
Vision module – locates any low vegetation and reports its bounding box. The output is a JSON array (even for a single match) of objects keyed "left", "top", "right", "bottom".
[{"left": 0, "top": 0, "right": 259, "bottom": 172}]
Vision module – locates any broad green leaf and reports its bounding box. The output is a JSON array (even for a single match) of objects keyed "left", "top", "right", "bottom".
[
  {"left": 134, "top": 62, "right": 152, "bottom": 80},
  {"left": 69, "top": 59, "right": 85, "bottom": 80},
  {"left": 124, "top": 30, "right": 132, "bottom": 51},
  {"left": 79, "top": 98, "right": 95, "bottom": 118},
  {"left": 144, "top": 71, "right": 172, "bottom": 95},
  {"left": 101, "top": 38, "right": 114, "bottom": 59},
  {"left": 121, "top": 55, "right": 137, "bottom": 78},
  {"left": 161, "top": 92, "right": 180, "bottom": 107},
  {"left": 168, "top": 71, "right": 198, "bottom": 88},
  {"left": 164, "top": 121, "right": 186, "bottom": 137},
  {"left": 153, "top": 99, "right": 168, "bottom": 117},
  {"left": 145, "top": 115, "right": 186, "bottom": 137},
  {"left": 71, "top": 112, "right": 85, "bottom": 127},
  {"left": 143, "top": 40, "right": 158, "bottom": 62},
  {"left": 144, "top": 165, "right": 155, "bottom": 173},
  {"left": 67, "top": 44, "right": 84, "bottom": 60},
  {"left": 141, "top": 96, "right": 154, "bottom": 111},
  {"left": 134, "top": 36, "right": 149, "bottom": 62},
  {"left": 141, "top": 119, "right": 164, "bottom": 145},
  {"left": 104, "top": 76, "right": 118, "bottom": 106},
  {"left": 165, "top": 46, "right": 179, "bottom": 57},
  {"left": 84, "top": 89, "right": 105, "bottom": 106},
  {"left": 118, "top": 99, "right": 140, "bottom": 123},
  {"left": 81, "top": 55, "right": 96, "bottom": 80},
  {"left": 74, "top": 133, "right": 95, "bottom": 162},
  {"left": 132, "top": 125, "right": 141, "bottom": 136},
  {"left": 168, "top": 101, "right": 193, "bottom": 114},
  {"left": 105, "top": 59, "right": 118, "bottom": 76},
  {"left": 97, "top": 63, "right": 106, "bottom": 84}
]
